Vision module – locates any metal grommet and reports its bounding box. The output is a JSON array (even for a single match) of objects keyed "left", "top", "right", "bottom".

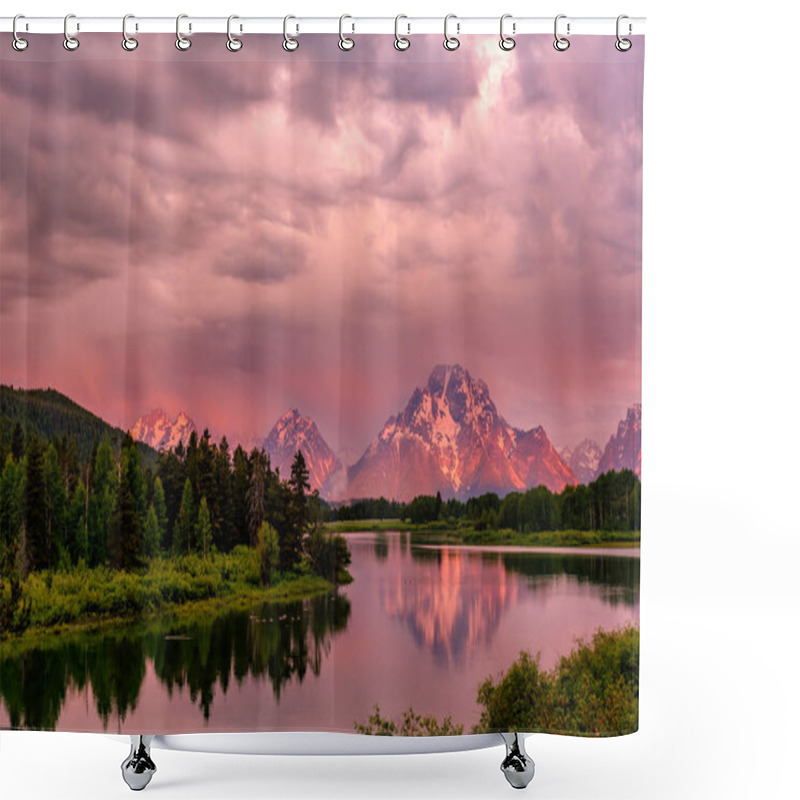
[
  {"left": 443, "top": 13, "right": 460, "bottom": 51},
  {"left": 339, "top": 14, "right": 354, "bottom": 51},
  {"left": 175, "top": 13, "right": 192, "bottom": 50},
  {"left": 12, "top": 14, "right": 29, "bottom": 51},
  {"left": 553, "top": 14, "right": 570, "bottom": 51},
  {"left": 63, "top": 13, "right": 79, "bottom": 51},
  {"left": 499, "top": 13, "right": 515, "bottom": 51},
  {"left": 226, "top": 14, "right": 243, "bottom": 51},
  {"left": 615, "top": 14, "right": 632, "bottom": 51},
  {"left": 283, "top": 14, "right": 299, "bottom": 51},
  {"left": 394, "top": 14, "right": 410, "bottom": 51},
  {"left": 122, "top": 14, "right": 138, "bottom": 51}
]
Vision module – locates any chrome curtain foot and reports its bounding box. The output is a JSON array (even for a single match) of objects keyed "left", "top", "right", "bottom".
[
  {"left": 121, "top": 735, "right": 157, "bottom": 791},
  {"left": 500, "top": 732, "right": 535, "bottom": 790}
]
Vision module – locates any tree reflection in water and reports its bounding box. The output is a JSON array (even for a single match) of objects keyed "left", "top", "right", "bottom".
[{"left": 0, "top": 591, "right": 350, "bottom": 729}]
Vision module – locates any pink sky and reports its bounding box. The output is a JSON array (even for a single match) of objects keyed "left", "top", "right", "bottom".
[{"left": 0, "top": 34, "right": 642, "bottom": 454}]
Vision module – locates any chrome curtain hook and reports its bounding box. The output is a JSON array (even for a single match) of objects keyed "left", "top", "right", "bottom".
[
  {"left": 175, "top": 13, "right": 192, "bottom": 50},
  {"left": 394, "top": 14, "right": 410, "bottom": 51},
  {"left": 615, "top": 14, "right": 632, "bottom": 51},
  {"left": 339, "top": 14, "right": 355, "bottom": 51},
  {"left": 443, "top": 14, "right": 460, "bottom": 51},
  {"left": 554, "top": 14, "right": 570, "bottom": 51},
  {"left": 499, "top": 14, "right": 515, "bottom": 51},
  {"left": 12, "top": 14, "right": 29, "bottom": 51},
  {"left": 283, "top": 14, "right": 299, "bottom": 51},
  {"left": 63, "top": 13, "right": 80, "bottom": 51},
  {"left": 227, "top": 14, "right": 243, "bottom": 51},
  {"left": 122, "top": 14, "right": 138, "bottom": 51}
]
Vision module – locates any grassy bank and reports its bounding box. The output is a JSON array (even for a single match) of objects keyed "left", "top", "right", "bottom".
[
  {"left": 410, "top": 527, "right": 640, "bottom": 548},
  {"left": 1, "top": 547, "right": 335, "bottom": 643},
  {"left": 325, "top": 520, "right": 639, "bottom": 547},
  {"left": 324, "top": 519, "right": 417, "bottom": 533}
]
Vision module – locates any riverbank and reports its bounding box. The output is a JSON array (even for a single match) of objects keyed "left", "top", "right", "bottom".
[
  {"left": 1, "top": 547, "right": 336, "bottom": 645},
  {"left": 356, "top": 624, "right": 639, "bottom": 737},
  {"left": 324, "top": 520, "right": 639, "bottom": 547}
]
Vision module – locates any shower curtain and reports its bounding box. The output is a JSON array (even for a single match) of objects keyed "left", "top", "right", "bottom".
[{"left": 0, "top": 30, "right": 643, "bottom": 738}]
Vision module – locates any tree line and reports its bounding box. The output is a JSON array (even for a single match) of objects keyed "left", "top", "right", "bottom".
[
  {"left": 0, "top": 425, "right": 350, "bottom": 589},
  {"left": 327, "top": 469, "right": 641, "bottom": 533}
]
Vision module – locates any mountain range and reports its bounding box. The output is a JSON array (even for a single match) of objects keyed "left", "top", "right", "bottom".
[
  {"left": 130, "top": 408, "right": 197, "bottom": 452},
  {"left": 123, "top": 365, "right": 640, "bottom": 501}
]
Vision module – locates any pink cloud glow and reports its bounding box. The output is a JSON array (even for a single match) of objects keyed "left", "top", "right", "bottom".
[{"left": 0, "top": 33, "right": 643, "bottom": 453}]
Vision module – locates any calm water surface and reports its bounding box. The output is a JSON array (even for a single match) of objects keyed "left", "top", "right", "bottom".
[{"left": 0, "top": 532, "right": 639, "bottom": 733}]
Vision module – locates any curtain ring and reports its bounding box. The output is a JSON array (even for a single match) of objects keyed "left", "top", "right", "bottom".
[
  {"left": 63, "top": 13, "right": 80, "bottom": 51},
  {"left": 553, "top": 14, "right": 570, "bottom": 51},
  {"left": 339, "top": 14, "right": 355, "bottom": 51},
  {"left": 227, "top": 15, "right": 243, "bottom": 51},
  {"left": 283, "top": 15, "right": 299, "bottom": 51},
  {"left": 499, "top": 14, "right": 515, "bottom": 51},
  {"left": 615, "top": 14, "right": 632, "bottom": 51},
  {"left": 443, "top": 14, "right": 460, "bottom": 51},
  {"left": 394, "top": 14, "right": 410, "bottom": 51},
  {"left": 175, "top": 14, "right": 192, "bottom": 50},
  {"left": 122, "top": 14, "right": 138, "bottom": 51},
  {"left": 12, "top": 14, "right": 29, "bottom": 51}
]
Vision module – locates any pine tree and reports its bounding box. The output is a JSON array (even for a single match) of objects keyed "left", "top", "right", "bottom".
[
  {"left": 23, "top": 437, "right": 48, "bottom": 574},
  {"left": 232, "top": 446, "right": 250, "bottom": 547},
  {"left": 246, "top": 449, "right": 268, "bottom": 547},
  {"left": 88, "top": 433, "right": 116, "bottom": 566},
  {"left": 11, "top": 422, "right": 25, "bottom": 461},
  {"left": 0, "top": 455, "right": 23, "bottom": 579},
  {"left": 213, "top": 437, "right": 235, "bottom": 552},
  {"left": 152, "top": 476, "right": 168, "bottom": 547},
  {"left": 66, "top": 478, "right": 88, "bottom": 564},
  {"left": 44, "top": 443, "right": 67, "bottom": 567},
  {"left": 143, "top": 504, "right": 160, "bottom": 559},
  {"left": 283, "top": 450, "right": 310, "bottom": 571},
  {"left": 176, "top": 478, "right": 196, "bottom": 555},
  {"left": 109, "top": 447, "right": 144, "bottom": 570},
  {"left": 196, "top": 497, "right": 212, "bottom": 559}
]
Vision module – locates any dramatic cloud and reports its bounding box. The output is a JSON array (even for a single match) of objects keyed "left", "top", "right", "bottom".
[{"left": 0, "top": 33, "right": 643, "bottom": 452}]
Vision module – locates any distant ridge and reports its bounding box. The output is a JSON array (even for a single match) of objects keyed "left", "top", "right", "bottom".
[{"left": 0, "top": 384, "right": 156, "bottom": 465}]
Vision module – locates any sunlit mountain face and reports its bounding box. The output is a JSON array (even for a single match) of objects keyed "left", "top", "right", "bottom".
[{"left": 347, "top": 364, "right": 575, "bottom": 502}]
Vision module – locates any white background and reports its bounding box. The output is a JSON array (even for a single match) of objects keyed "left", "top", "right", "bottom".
[{"left": 2, "top": 1, "right": 799, "bottom": 798}]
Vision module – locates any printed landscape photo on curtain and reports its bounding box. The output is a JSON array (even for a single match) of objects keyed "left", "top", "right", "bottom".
[{"left": 0, "top": 33, "right": 643, "bottom": 737}]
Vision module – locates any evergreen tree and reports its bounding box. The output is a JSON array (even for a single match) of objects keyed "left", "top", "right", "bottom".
[
  {"left": 175, "top": 478, "right": 196, "bottom": 555},
  {"left": 246, "top": 449, "right": 268, "bottom": 547},
  {"left": 143, "top": 504, "right": 160, "bottom": 559},
  {"left": 23, "top": 437, "right": 48, "bottom": 574},
  {"left": 88, "top": 433, "right": 116, "bottom": 566},
  {"left": 231, "top": 445, "right": 250, "bottom": 548},
  {"left": 44, "top": 443, "right": 67, "bottom": 567},
  {"left": 11, "top": 422, "right": 25, "bottom": 461},
  {"left": 152, "top": 477, "right": 168, "bottom": 547},
  {"left": 0, "top": 455, "right": 23, "bottom": 579},
  {"left": 213, "top": 436, "right": 235, "bottom": 552},
  {"left": 66, "top": 478, "right": 88, "bottom": 564},
  {"left": 109, "top": 446, "right": 144, "bottom": 570},
  {"left": 283, "top": 450, "right": 310, "bottom": 571},
  {"left": 197, "top": 431, "right": 214, "bottom": 511},
  {"left": 196, "top": 497, "right": 212, "bottom": 559}
]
